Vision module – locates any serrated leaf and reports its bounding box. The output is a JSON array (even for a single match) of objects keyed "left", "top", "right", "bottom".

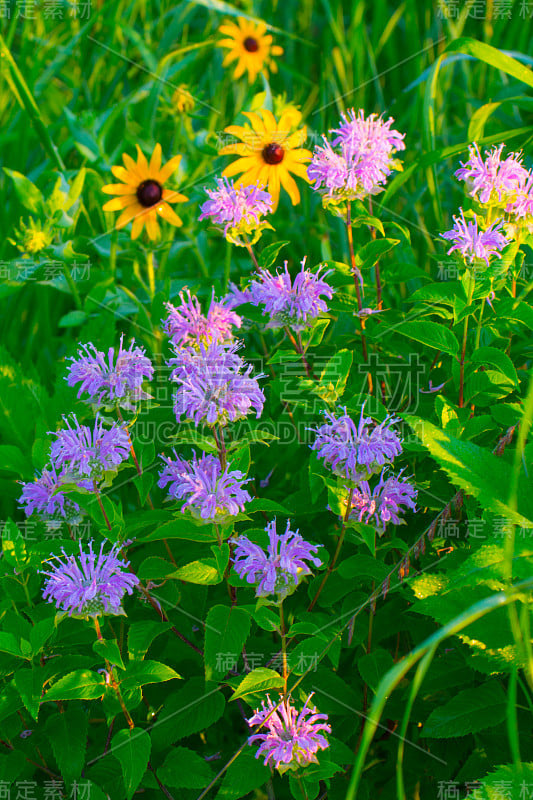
[
  {"left": 44, "top": 670, "right": 106, "bottom": 702},
  {"left": 423, "top": 680, "right": 507, "bottom": 738},
  {"left": 465, "top": 763, "right": 533, "bottom": 799},
  {"left": 231, "top": 668, "right": 284, "bottom": 701},
  {"left": 14, "top": 667, "right": 45, "bottom": 720},
  {"left": 111, "top": 728, "right": 151, "bottom": 800},
  {"left": 157, "top": 746, "right": 213, "bottom": 789},
  {"left": 93, "top": 639, "right": 125, "bottom": 670},
  {"left": 119, "top": 660, "right": 181, "bottom": 691},
  {"left": 205, "top": 605, "right": 251, "bottom": 681},
  {"left": 406, "top": 416, "right": 533, "bottom": 526},
  {"left": 469, "top": 346, "right": 519, "bottom": 386},
  {"left": 127, "top": 621, "right": 171, "bottom": 661},
  {"left": 395, "top": 320, "right": 459, "bottom": 356},
  {"left": 216, "top": 748, "right": 271, "bottom": 800},
  {"left": 170, "top": 558, "right": 221, "bottom": 585},
  {"left": 45, "top": 708, "right": 88, "bottom": 783},
  {"left": 150, "top": 679, "right": 225, "bottom": 747}
]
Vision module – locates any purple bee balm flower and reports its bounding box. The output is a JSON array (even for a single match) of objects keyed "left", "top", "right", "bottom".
[
  {"left": 233, "top": 518, "right": 322, "bottom": 601},
  {"left": 455, "top": 143, "right": 529, "bottom": 205},
  {"left": 440, "top": 209, "right": 507, "bottom": 268},
  {"left": 49, "top": 414, "right": 130, "bottom": 482},
  {"left": 309, "top": 405, "right": 403, "bottom": 483},
  {"left": 169, "top": 339, "right": 265, "bottom": 427},
  {"left": 247, "top": 693, "right": 331, "bottom": 771},
  {"left": 42, "top": 540, "right": 139, "bottom": 617},
  {"left": 506, "top": 170, "right": 533, "bottom": 220},
  {"left": 18, "top": 465, "right": 84, "bottom": 523},
  {"left": 308, "top": 109, "right": 405, "bottom": 203},
  {"left": 235, "top": 257, "right": 334, "bottom": 331},
  {"left": 349, "top": 471, "right": 417, "bottom": 534},
  {"left": 66, "top": 335, "right": 154, "bottom": 411},
  {"left": 158, "top": 450, "right": 251, "bottom": 521},
  {"left": 199, "top": 177, "right": 273, "bottom": 245},
  {"left": 163, "top": 289, "right": 241, "bottom": 348}
]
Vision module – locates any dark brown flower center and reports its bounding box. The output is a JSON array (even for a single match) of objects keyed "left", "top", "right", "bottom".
[
  {"left": 243, "top": 36, "right": 259, "bottom": 52},
  {"left": 137, "top": 179, "right": 163, "bottom": 207},
  {"left": 262, "top": 143, "right": 284, "bottom": 165}
]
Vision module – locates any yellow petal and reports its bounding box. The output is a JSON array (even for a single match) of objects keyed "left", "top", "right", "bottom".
[
  {"left": 116, "top": 205, "right": 140, "bottom": 228},
  {"left": 267, "top": 168, "right": 281, "bottom": 210},
  {"left": 111, "top": 165, "right": 139, "bottom": 185},
  {"left": 259, "top": 109, "right": 278, "bottom": 134},
  {"left": 158, "top": 154, "right": 182, "bottom": 184},
  {"left": 222, "top": 155, "right": 262, "bottom": 178},
  {"left": 218, "top": 23, "right": 239, "bottom": 36},
  {"left": 285, "top": 128, "right": 309, "bottom": 150},
  {"left": 102, "top": 183, "right": 136, "bottom": 196},
  {"left": 279, "top": 168, "right": 300, "bottom": 205},
  {"left": 157, "top": 202, "right": 183, "bottom": 226},
  {"left": 162, "top": 188, "right": 188, "bottom": 204},
  {"left": 149, "top": 143, "right": 162, "bottom": 175},
  {"left": 222, "top": 48, "right": 241, "bottom": 65},
  {"left": 284, "top": 160, "right": 311, "bottom": 182},
  {"left": 233, "top": 58, "right": 247, "bottom": 80},
  {"left": 279, "top": 109, "right": 302, "bottom": 132},
  {"left": 145, "top": 213, "right": 160, "bottom": 241},
  {"left": 285, "top": 147, "right": 313, "bottom": 163},
  {"left": 102, "top": 195, "right": 137, "bottom": 212},
  {"left": 272, "top": 45, "right": 284, "bottom": 56},
  {"left": 122, "top": 151, "right": 145, "bottom": 182},
  {"left": 134, "top": 145, "right": 150, "bottom": 178},
  {"left": 131, "top": 214, "right": 146, "bottom": 240}
]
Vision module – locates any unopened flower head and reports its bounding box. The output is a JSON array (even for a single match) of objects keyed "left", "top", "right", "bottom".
[
  {"left": 308, "top": 108, "right": 405, "bottom": 206},
  {"left": 348, "top": 471, "right": 417, "bottom": 534},
  {"left": 169, "top": 339, "right": 265, "bottom": 427},
  {"left": 199, "top": 177, "right": 273, "bottom": 245},
  {"left": 233, "top": 518, "right": 321, "bottom": 601},
  {"left": 310, "top": 405, "right": 403, "bottom": 484},
  {"left": 455, "top": 143, "right": 529, "bottom": 205},
  {"left": 440, "top": 209, "right": 507, "bottom": 268},
  {"left": 247, "top": 693, "right": 331, "bottom": 772},
  {"left": 163, "top": 289, "right": 241, "bottom": 349},
  {"left": 42, "top": 540, "right": 139, "bottom": 618},
  {"left": 66, "top": 335, "right": 154, "bottom": 411},
  {"left": 236, "top": 257, "right": 334, "bottom": 331},
  {"left": 18, "top": 465, "right": 84, "bottom": 524},
  {"left": 49, "top": 414, "right": 130, "bottom": 482},
  {"left": 158, "top": 450, "right": 251, "bottom": 521}
]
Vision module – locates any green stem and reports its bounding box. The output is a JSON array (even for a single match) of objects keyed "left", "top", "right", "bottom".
[
  {"left": 0, "top": 33, "right": 65, "bottom": 170},
  {"left": 279, "top": 601, "right": 288, "bottom": 695},
  {"left": 346, "top": 203, "right": 372, "bottom": 394},
  {"left": 93, "top": 480, "right": 112, "bottom": 532},
  {"left": 459, "top": 277, "right": 475, "bottom": 408},
  {"left": 62, "top": 263, "right": 83, "bottom": 311},
  {"left": 475, "top": 297, "right": 486, "bottom": 350}
]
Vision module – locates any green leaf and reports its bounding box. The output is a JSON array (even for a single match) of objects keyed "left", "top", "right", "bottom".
[
  {"left": 142, "top": 518, "right": 219, "bottom": 543},
  {"left": 465, "top": 763, "right": 533, "bottom": 799},
  {"left": 4, "top": 169, "right": 43, "bottom": 213},
  {"left": 44, "top": 670, "right": 106, "bottom": 702},
  {"left": 127, "top": 621, "right": 171, "bottom": 661},
  {"left": 422, "top": 680, "right": 507, "bottom": 738},
  {"left": 93, "top": 639, "right": 125, "bottom": 670},
  {"left": 469, "top": 346, "right": 519, "bottom": 386},
  {"left": 205, "top": 605, "right": 251, "bottom": 681},
  {"left": 111, "top": 728, "right": 151, "bottom": 800},
  {"left": 0, "top": 632, "right": 22, "bottom": 658},
  {"left": 405, "top": 416, "right": 533, "bottom": 526},
  {"left": 150, "top": 679, "right": 225, "bottom": 747},
  {"left": 395, "top": 320, "right": 459, "bottom": 356},
  {"left": 14, "top": 667, "right": 45, "bottom": 720},
  {"left": 157, "top": 746, "right": 213, "bottom": 789},
  {"left": 45, "top": 708, "right": 88, "bottom": 784},
  {"left": 0, "top": 445, "right": 32, "bottom": 477},
  {"left": 29, "top": 617, "right": 56, "bottom": 655},
  {"left": 216, "top": 748, "right": 271, "bottom": 800},
  {"left": 231, "top": 668, "right": 284, "bottom": 701},
  {"left": 358, "top": 650, "right": 394, "bottom": 694},
  {"left": 258, "top": 240, "right": 290, "bottom": 270},
  {"left": 120, "top": 660, "right": 181, "bottom": 691},
  {"left": 356, "top": 238, "right": 399, "bottom": 270},
  {"left": 170, "top": 558, "right": 221, "bottom": 585}
]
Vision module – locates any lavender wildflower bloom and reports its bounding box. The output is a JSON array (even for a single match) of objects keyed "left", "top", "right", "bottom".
[
  {"left": 234, "top": 257, "right": 334, "bottom": 331},
  {"left": 42, "top": 540, "right": 139, "bottom": 617},
  {"left": 49, "top": 414, "right": 130, "bottom": 481},
  {"left": 158, "top": 451, "right": 251, "bottom": 521},
  {"left": 348, "top": 471, "right": 417, "bottom": 534},
  {"left": 163, "top": 290, "right": 241, "bottom": 348},
  {"left": 19, "top": 465, "right": 83, "bottom": 523},
  {"left": 66, "top": 335, "right": 154, "bottom": 411},
  {"left": 308, "top": 109, "right": 405, "bottom": 204},
  {"left": 247, "top": 694, "right": 331, "bottom": 771},
  {"left": 169, "top": 340, "right": 265, "bottom": 427},
  {"left": 455, "top": 143, "right": 529, "bottom": 205},
  {"left": 310, "top": 406, "right": 403, "bottom": 483},
  {"left": 233, "top": 519, "right": 322, "bottom": 601},
  {"left": 441, "top": 209, "right": 507, "bottom": 268},
  {"left": 199, "top": 178, "right": 273, "bottom": 245},
  {"left": 506, "top": 170, "right": 533, "bottom": 221}
]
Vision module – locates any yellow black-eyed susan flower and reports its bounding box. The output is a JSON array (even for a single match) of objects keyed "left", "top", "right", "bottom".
[
  {"left": 102, "top": 144, "right": 187, "bottom": 241},
  {"left": 220, "top": 108, "right": 311, "bottom": 210},
  {"left": 217, "top": 17, "right": 283, "bottom": 84}
]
